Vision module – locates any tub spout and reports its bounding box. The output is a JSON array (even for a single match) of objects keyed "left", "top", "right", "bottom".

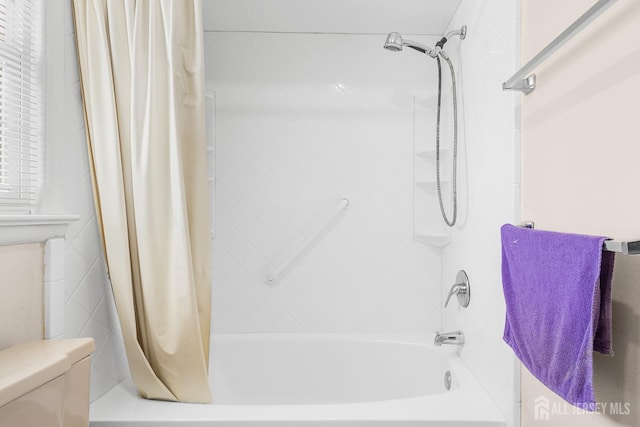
[{"left": 434, "top": 331, "right": 465, "bottom": 346}]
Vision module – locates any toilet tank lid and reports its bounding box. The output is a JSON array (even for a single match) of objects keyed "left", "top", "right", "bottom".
[
  {"left": 34, "top": 338, "right": 96, "bottom": 365},
  {"left": 0, "top": 338, "right": 95, "bottom": 407}
]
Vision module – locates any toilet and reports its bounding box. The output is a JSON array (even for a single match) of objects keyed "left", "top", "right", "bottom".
[{"left": 0, "top": 338, "right": 95, "bottom": 427}]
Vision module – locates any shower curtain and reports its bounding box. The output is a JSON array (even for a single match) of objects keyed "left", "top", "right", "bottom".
[{"left": 72, "top": 0, "right": 212, "bottom": 403}]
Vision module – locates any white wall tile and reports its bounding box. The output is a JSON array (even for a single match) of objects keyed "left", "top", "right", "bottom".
[
  {"left": 64, "top": 298, "right": 91, "bottom": 339},
  {"left": 89, "top": 366, "right": 117, "bottom": 403},
  {"left": 70, "top": 260, "right": 108, "bottom": 315},
  {"left": 64, "top": 246, "right": 89, "bottom": 298}
]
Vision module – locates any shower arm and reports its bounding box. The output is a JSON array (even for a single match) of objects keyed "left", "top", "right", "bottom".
[
  {"left": 435, "top": 26, "right": 468, "bottom": 56},
  {"left": 434, "top": 25, "right": 467, "bottom": 53},
  {"left": 443, "top": 26, "right": 467, "bottom": 41},
  {"left": 430, "top": 26, "right": 468, "bottom": 59}
]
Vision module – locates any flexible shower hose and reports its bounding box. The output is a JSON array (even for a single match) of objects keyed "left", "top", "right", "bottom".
[{"left": 435, "top": 54, "right": 458, "bottom": 227}]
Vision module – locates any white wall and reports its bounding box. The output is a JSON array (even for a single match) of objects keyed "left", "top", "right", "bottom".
[
  {"left": 61, "top": 0, "right": 128, "bottom": 401},
  {"left": 441, "top": 0, "right": 520, "bottom": 425},
  {"left": 205, "top": 32, "right": 443, "bottom": 333}
]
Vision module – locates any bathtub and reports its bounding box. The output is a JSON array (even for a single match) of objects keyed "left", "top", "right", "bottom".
[{"left": 90, "top": 334, "right": 505, "bottom": 426}]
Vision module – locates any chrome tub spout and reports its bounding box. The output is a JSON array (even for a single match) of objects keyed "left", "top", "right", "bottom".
[{"left": 434, "top": 331, "right": 465, "bottom": 346}]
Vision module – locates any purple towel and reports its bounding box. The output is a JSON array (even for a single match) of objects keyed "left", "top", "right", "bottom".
[{"left": 501, "top": 224, "right": 614, "bottom": 407}]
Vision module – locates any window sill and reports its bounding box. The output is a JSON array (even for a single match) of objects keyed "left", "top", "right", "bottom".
[{"left": 0, "top": 214, "right": 80, "bottom": 246}]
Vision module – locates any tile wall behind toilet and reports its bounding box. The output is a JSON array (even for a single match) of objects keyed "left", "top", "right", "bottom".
[{"left": 205, "top": 32, "right": 443, "bottom": 333}]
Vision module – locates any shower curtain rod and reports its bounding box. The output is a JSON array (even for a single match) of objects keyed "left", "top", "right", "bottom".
[
  {"left": 503, "top": 0, "right": 619, "bottom": 95},
  {"left": 520, "top": 221, "right": 640, "bottom": 255}
]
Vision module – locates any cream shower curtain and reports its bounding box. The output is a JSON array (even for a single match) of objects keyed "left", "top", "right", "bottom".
[{"left": 72, "top": 0, "right": 211, "bottom": 403}]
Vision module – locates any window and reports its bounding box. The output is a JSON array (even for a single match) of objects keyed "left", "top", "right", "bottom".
[{"left": 0, "top": 0, "right": 43, "bottom": 211}]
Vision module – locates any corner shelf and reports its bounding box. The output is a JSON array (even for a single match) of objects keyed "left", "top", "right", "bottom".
[
  {"left": 415, "top": 180, "right": 450, "bottom": 193},
  {"left": 413, "top": 96, "right": 451, "bottom": 248},
  {"left": 415, "top": 148, "right": 450, "bottom": 160},
  {"left": 414, "top": 233, "right": 451, "bottom": 247}
]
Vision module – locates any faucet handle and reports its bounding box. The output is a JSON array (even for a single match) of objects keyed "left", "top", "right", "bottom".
[
  {"left": 444, "top": 270, "right": 470, "bottom": 308},
  {"left": 444, "top": 284, "right": 463, "bottom": 307}
]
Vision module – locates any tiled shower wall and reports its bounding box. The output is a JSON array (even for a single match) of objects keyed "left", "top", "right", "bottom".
[
  {"left": 205, "top": 32, "right": 443, "bottom": 333},
  {"left": 442, "top": 0, "right": 519, "bottom": 425},
  {"left": 61, "top": 0, "right": 128, "bottom": 401}
]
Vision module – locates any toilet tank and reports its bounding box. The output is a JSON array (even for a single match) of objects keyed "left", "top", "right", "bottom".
[{"left": 0, "top": 338, "right": 95, "bottom": 427}]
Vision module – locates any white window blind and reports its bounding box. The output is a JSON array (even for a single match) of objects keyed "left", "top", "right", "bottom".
[{"left": 0, "top": 0, "right": 43, "bottom": 209}]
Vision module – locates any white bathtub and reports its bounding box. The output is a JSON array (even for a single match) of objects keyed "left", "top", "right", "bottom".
[{"left": 90, "top": 334, "right": 505, "bottom": 426}]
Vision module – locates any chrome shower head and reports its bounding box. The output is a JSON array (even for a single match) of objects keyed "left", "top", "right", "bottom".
[
  {"left": 384, "top": 27, "right": 466, "bottom": 58},
  {"left": 383, "top": 32, "right": 404, "bottom": 52},
  {"left": 383, "top": 32, "right": 437, "bottom": 57}
]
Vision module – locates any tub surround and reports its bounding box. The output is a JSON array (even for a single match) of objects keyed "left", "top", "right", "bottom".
[{"left": 205, "top": 32, "right": 442, "bottom": 334}]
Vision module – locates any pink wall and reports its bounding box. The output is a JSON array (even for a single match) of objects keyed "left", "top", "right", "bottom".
[{"left": 521, "top": 0, "right": 640, "bottom": 425}]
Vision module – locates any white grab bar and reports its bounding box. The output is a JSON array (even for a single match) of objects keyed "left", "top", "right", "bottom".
[{"left": 264, "top": 198, "right": 350, "bottom": 285}]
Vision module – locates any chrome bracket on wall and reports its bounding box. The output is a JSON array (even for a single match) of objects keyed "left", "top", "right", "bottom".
[
  {"left": 502, "top": 74, "right": 536, "bottom": 95},
  {"left": 502, "top": 0, "right": 619, "bottom": 95}
]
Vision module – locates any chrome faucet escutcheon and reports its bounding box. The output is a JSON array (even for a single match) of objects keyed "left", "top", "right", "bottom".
[{"left": 444, "top": 270, "right": 470, "bottom": 308}]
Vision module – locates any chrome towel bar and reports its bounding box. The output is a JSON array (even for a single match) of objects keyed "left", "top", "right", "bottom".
[
  {"left": 503, "top": 0, "right": 619, "bottom": 94},
  {"left": 519, "top": 221, "right": 640, "bottom": 255}
]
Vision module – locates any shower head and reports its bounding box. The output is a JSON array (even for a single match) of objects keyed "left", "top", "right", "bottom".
[
  {"left": 383, "top": 32, "right": 438, "bottom": 57},
  {"left": 383, "top": 27, "right": 467, "bottom": 58},
  {"left": 383, "top": 32, "right": 404, "bottom": 52}
]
